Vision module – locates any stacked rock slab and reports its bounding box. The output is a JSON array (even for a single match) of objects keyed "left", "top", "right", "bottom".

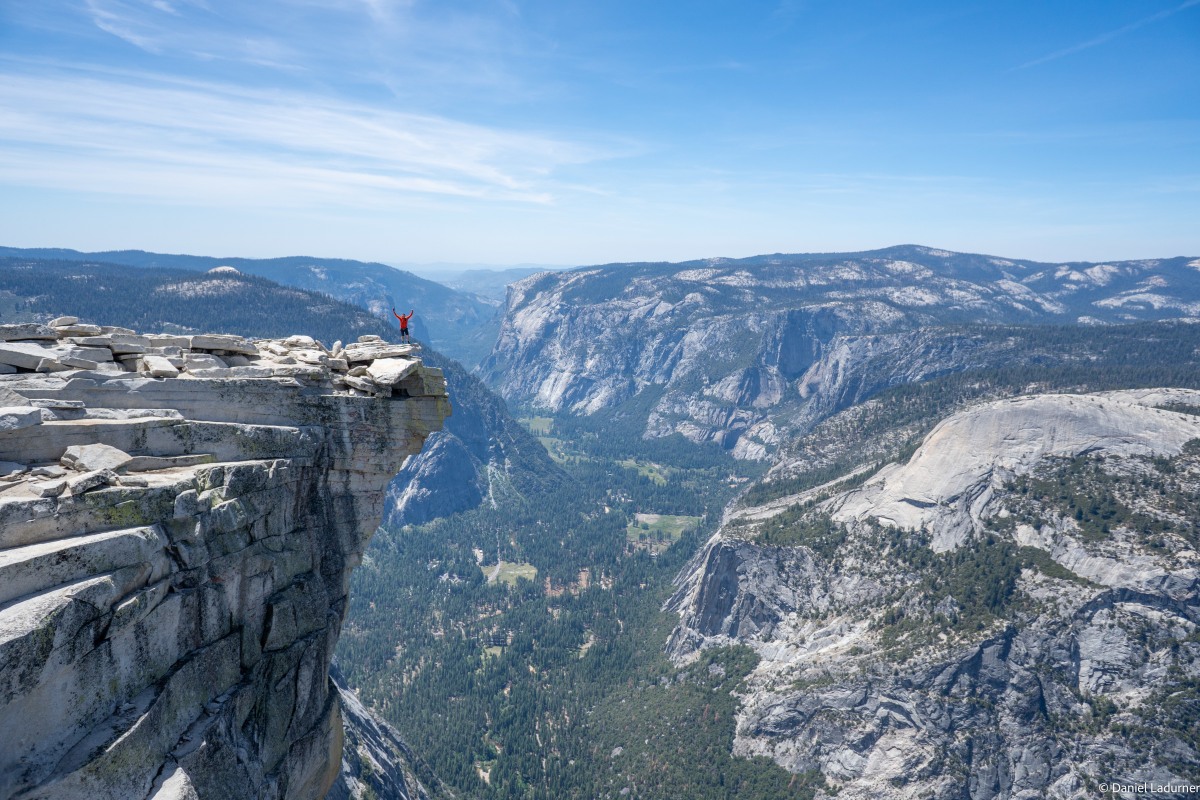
[{"left": 0, "top": 323, "right": 450, "bottom": 800}]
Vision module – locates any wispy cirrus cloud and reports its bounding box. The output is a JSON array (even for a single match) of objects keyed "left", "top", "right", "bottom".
[
  {"left": 1016, "top": 0, "right": 1200, "bottom": 70},
  {"left": 0, "top": 67, "right": 606, "bottom": 207},
  {"left": 73, "top": 0, "right": 543, "bottom": 98},
  {"left": 79, "top": 0, "right": 311, "bottom": 69},
  {"left": 84, "top": 0, "right": 168, "bottom": 52}
]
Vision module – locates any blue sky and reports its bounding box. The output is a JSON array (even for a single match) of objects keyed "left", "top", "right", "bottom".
[{"left": 0, "top": 1, "right": 1197, "bottom": 265}]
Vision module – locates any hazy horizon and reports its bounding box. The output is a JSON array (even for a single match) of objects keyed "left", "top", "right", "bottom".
[{"left": 4, "top": 242, "right": 1199, "bottom": 276}]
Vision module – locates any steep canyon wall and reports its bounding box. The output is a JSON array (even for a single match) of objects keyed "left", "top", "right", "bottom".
[{"left": 0, "top": 324, "right": 449, "bottom": 799}]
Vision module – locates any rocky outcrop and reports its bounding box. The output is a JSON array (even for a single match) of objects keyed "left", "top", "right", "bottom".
[
  {"left": 384, "top": 360, "right": 564, "bottom": 529},
  {"left": 829, "top": 390, "right": 1200, "bottom": 550},
  {"left": 0, "top": 254, "right": 551, "bottom": 533},
  {"left": 385, "top": 431, "right": 485, "bottom": 528},
  {"left": 325, "top": 668, "right": 452, "bottom": 800},
  {"left": 0, "top": 322, "right": 450, "bottom": 799},
  {"left": 480, "top": 247, "right": 1200, "bottom": 458},
  {"left": 667, "top": 390, "right": 1200, "bottom": 799}
]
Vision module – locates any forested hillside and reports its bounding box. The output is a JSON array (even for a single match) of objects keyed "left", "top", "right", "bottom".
[
  {"left": 0, "top": 246, "right": 496, "bottom": 365},
  {"left": 339, "top": 317, "right": 1200, "bottom": 800},
  {"left": 339, "top": 417, "right": 805, "bottom": 799},
  {"left": 0, "top": 256, "right": 392, "bottom": 344}
]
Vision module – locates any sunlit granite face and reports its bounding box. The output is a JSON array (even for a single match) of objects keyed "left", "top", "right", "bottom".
[
  {"left": 666, "top": 389, "right": 1200, "bottom": 799},
  {"left": 0, "top": 323, "right": 449, "bottom": 800}
]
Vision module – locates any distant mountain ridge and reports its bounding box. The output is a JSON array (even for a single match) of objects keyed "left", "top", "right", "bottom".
[
  {"left": 423, "top": 266, "right": 564, "bottom": 302},
  {"left": 480, "top": 245, "right": 1200, "bottom": 458},
  {"left": 0, "top": 256, "right": 387, "bottom": 345},
  {"left": 0, "top": 245, "right": 496, "bottom": 365}
]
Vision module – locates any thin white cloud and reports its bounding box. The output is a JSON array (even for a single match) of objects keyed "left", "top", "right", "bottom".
[
  {"left": 148, "top": 1, "right": 182, "bottom": 16},
  {"left": 358, "top": 0, "right": 415, "bottom": 24},
  {"left": 82, "top": 0, "right": 309, "bottom": 68},
  {"left": 0, "top": 69, "right": 604, "bottom": 207},
  {"left": 75, "top": 0, "right": 546, "bottom": 102},
  {"left": 1016, "top": 0, "right": 1200, "bottom": 70},
  {"left": 84, "top": 0, "right": 167, "bottom": 52}
]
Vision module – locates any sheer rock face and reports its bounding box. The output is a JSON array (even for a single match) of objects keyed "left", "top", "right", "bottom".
[
  {"left": 666, "top": 390, "right": 1200, "bottom": 800},
  {"left": 384, "top": 431, "right": 485, "bottom": 529},
  {"left": 828, "top": 390, "right": 1200, "bottom": 551},
  {"left": 479, "top": 249, "right": 1200, "bottom": 459},
  {"left": 325, "top": 668, "right": 451, "bottom": 800},
  {"left": 0, "top": 328, "right": 450, "bottom": 800}
]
